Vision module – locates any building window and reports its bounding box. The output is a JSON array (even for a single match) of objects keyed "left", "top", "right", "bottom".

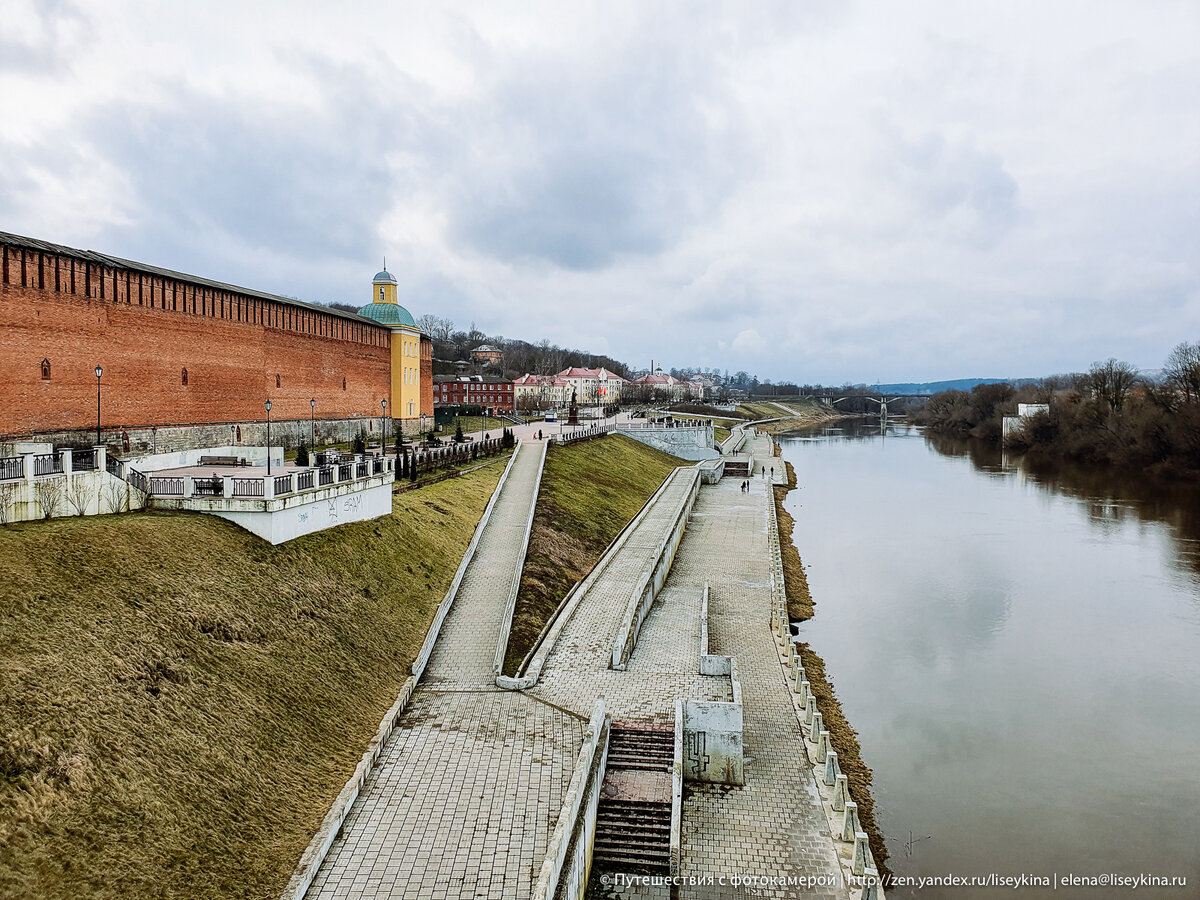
[
  {"left": 342, "top": 377, "right": 347, "bottom": 391},
  {"left": 41, "top": 358, "right": 51, "bottom": 381},
  {"left": 276, "top": 374, "right": 281, "bottom": 388},
  {"left": 181, "top": 368, "right": 188, "bottom": 386}
]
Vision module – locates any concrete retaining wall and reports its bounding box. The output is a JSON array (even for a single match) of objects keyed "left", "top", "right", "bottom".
[
  {"left": 0, "top": 446, "right": 130, "bottom": 523},
  {"left": 615, "top": 424, "right": 717, "bottom": 460},
  {"left": 687, "top": 583, "right": 745, "bottom": 785},
  {"left": 611, "top": 467, "right": 700, "bottom": 670},
  {"left": 531, "top": 700, "right": 609, "bottom": 900},
  {"left": 499, "top": 464, "right": 687, "bottom": 690},
  {"left": 205, "top": 479, "right": 393, "bottom": 544},
  {"left": 493, "top": 440, "right": 548, "bottom": 678}
]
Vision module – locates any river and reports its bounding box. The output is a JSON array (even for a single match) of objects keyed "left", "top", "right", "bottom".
[{"left": 778, "top": 420, "right": 1200, "bottom": 898}]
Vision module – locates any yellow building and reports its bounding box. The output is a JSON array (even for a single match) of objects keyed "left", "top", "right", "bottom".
[{"left": 357, "top": 267, "right": 427, "bottom": 432}]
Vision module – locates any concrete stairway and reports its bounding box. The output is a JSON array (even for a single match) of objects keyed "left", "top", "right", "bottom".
[{"left": 592, "top": 726, "right": 674, "bottom": 875}]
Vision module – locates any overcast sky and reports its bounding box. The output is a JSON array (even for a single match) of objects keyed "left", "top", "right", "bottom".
[{"left": 2, "top": 1, "right": 1198, "bottom": 383}]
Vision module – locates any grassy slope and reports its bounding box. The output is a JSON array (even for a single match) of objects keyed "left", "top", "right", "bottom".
[
  {"left": 774, "top": 456, "right": 890, "bottom": 878},
  {"left": 502, "top": 435, "right": 683, "bottom": 674},
  {"left": 0, "top": 464, "right": 504, "bottom": 900}
]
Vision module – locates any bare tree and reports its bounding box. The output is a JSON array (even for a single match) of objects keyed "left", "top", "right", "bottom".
[
  {"left": 33, "top": 478, "right": 64, "bottom": 520},
  {"left": 0, "top": 483, "right": 15, "bottom": 525},
  {"left": 104, "top": 479, "right": 128, "bottom": 514},
  {"left": 1088, "top": 358, "right": 1140, "bottom": 415},
  {"left": 65, "top": 476, "right": 97, "bottom": 516},
  {"left": 1164, "top": 341, "right": 1200, "bottom": 403}
]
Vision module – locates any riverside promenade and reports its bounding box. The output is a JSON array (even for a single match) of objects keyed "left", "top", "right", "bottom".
[
  {"left": 531, "top": 473, "right": 846, "bottom": 898},
  {"left": 297, "top": 432, "right": 859, "bottom": 900}
]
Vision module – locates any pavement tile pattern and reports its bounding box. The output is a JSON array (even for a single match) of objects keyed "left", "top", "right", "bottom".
[{"left": 308, "top": 442, "right": 589, "bottom": 900}]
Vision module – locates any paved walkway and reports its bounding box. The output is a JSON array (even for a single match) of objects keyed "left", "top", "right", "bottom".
[
  {"left": 308, "top": 441, "right": 589, "bottom": 900},
  {"left": 675, "top": 479, "right": 842, "bottom": 898},
  {"left": 534, "top": 470, "right": 846, "bottom": 897},
  {"left": 531, "top": 467, "right": 731, "bottom": 724}
]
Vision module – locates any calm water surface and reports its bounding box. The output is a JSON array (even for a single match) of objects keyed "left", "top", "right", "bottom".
[{"left": 779, "top": 421, "right": 1200, "bottom": 898}]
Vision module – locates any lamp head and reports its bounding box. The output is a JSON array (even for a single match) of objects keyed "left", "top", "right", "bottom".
[
  {"left": 310, "top": 398, "right": 315, "bottom": 408},
  {"left": 95, "top": 365, "right": 103, "bottom": 378},
  {"left": 265, "top": 399, "right": 272, "bottom": 412}
]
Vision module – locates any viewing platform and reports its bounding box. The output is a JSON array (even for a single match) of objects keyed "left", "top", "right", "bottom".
[{"left": 144, "top": 454, "right": 395, "bottom": 544}]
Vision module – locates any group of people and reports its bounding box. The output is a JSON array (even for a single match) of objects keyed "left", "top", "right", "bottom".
[{"left": 738, "top": 466, "right": 775, "bottom": 492}]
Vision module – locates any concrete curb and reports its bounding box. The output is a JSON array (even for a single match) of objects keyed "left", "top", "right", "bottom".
[
  {"left": 493, "top": 439, "right": 547, "bottom": 678},
  {"left": 611, "top": 466, "right": 700, "bottom": 670},
  {"left": 281, "top": 676, "right": 417, "bottom": 900},
  {"left": 531, "top": 699, "right": 610, "bottom": 900},
  {"left": 412, "top": 438, "right": 524, "bottom": 681}
]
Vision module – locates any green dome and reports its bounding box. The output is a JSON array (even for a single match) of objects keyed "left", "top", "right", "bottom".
[{"left": 358, "top": 302, "right": 416, "bottom": 327}]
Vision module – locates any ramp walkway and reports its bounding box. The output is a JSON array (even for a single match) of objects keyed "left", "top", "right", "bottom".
[{"left": 305, "top": 441, "right": 589, "bottom": 900}]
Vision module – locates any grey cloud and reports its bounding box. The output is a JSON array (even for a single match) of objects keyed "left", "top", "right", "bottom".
[
  {"left": 446, "top": 42, "right": 747, "bottom": 270},
  {"left": 884, "top": 124, "right": 1020, "bottom": 247}
]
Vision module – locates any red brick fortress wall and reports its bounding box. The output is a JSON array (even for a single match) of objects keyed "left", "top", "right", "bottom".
[{"left": 0, "top": 238, "right": 393, "bottom": 438}]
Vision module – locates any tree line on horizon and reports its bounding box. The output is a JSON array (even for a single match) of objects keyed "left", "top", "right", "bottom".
[{"left": 913, "top": 343, "right": 1200, "bottom": 477}]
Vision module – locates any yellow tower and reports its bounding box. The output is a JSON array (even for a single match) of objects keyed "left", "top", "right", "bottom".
[{"left": 357, "top": 265, "right": 425, "bottom": 431}]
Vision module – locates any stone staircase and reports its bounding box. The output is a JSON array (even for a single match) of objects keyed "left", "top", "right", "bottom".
[{"left": 592, "top": 726, "right": 674, "bottom": 875}]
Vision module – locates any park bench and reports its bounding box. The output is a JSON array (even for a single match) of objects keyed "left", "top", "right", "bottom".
[{"left": 198, "top": 455, "right": 244, "bottom": 467}]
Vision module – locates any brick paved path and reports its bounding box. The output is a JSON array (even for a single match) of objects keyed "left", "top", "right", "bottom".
[
  {"left": 532, "top": 467, "right": 730, "bottom": 724},
  {"left": 543, "top": 474, "right": 846, "bottom": 899},
  {"left": 308, "top": 441, "right": 588, "bottom": 900},
  {"left": 673, "top": 479, "right": 843, "bottom": 898}
]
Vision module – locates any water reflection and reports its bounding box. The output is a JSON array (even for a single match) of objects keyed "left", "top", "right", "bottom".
[
  {"left": 927, "top": 431, "right": 1200, "bottom": 581},
  {"left": 778, "top": 424, "right": 1200, "bottom": 898}
]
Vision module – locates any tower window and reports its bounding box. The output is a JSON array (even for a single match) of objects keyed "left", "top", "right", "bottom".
[
  {"left": 181, "top": 368, "right": 188, "bottom": 386},
  {"left": 379, "top": 286, "right": 384, "bottom": 301},
  {"left": 41, "top": 358, "right": 51, "bottom": 380}
]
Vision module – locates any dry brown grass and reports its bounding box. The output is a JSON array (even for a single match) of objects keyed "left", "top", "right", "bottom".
[
  {"left": 774, "top": 459, "right": 891, "bottom": 878},
  {"left": 0, "top": 465, "right": 504, "bottom": 899},
  {"left": 502, "top": 435, "right": 683, "bottom": 675}
]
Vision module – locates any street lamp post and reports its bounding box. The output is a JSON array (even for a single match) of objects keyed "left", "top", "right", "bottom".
[
  {"left": 310, "top": 398, "right": 316, "bottom": 450},
  {"left": 94, "top": 365, "right": 103, "bottom": 447},
  {"left": 381, "top": 399, "right": 388, "bottom": 453},
  {"left": 265, "top": 399, "right": 272, "bottom": 475}
]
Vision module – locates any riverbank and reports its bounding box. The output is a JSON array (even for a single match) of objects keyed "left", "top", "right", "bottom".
[
  {"left": 773, "top": 446, "right": 891, "bottom": 879},
  {"left": 0, "top": 465, "right": 504, "bottom": 900}
]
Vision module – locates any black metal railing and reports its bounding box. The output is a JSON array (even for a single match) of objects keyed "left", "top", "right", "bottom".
[
  {"left": 34, "top": 453, "right": 63, "bottom": 476},
  {"left": 318, "top": 466, "right": 334, "bottom": 486},
  {"left": 297, "top": 469, "right": 315, "bottom": 491},
  {"left": 106, "top": 454, "right": 122, "bottom": 476},
  {"left": 127, "top": 469, "right": 149, "bottom": 494},
  {"left": 232, "top": 478, "right": 264, "bottom": 498},
  {"left": 338, "top": 463, "right": 353, "bottom": 482},
  {"left": 149, "top": 476, "right": 185, "bottom": 496},
  {"left": 273, "top": 474, "right": 293, "bottom": 496},
  {"left": 0, "top": 457, "right": 21, "bottom": 481},
  {"left": 356, "top": 462, "right": 368, "bottom": 478},
  {"left": 193, "top": 476, "right": 222, "bottom": 497},
  {"left": 72, "top": 449, "right": 98, "bottom": 471}
]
